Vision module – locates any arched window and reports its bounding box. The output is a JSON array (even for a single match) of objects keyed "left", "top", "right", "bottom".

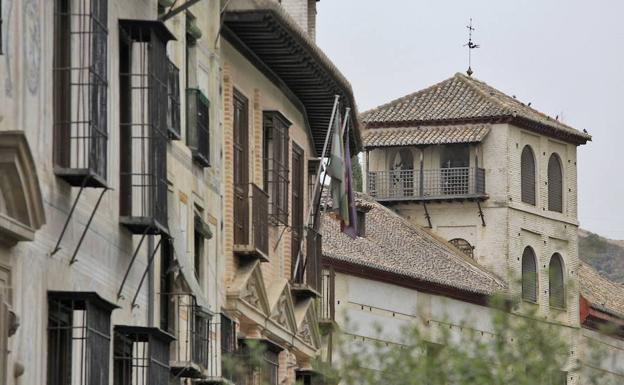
[
  {"left": 548, "top": 153, "right": 563, "bottom": 213},
  {"left": 449, "top": 238, "right": 474, "bottom": 259},
  {"left": 521, "top": 247, "right": 538, "bottom": 302},
  {"left": 521, "top": 146, "right": 536, "bottom": 205},
  {"left": 549, "top": 253, "right": 566, "bottom": 308}
]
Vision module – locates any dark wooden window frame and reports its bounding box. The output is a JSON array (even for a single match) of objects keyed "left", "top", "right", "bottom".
[
  {"left": 263, "top": 111, "right": 291, "bottom": 226},
  {"left": 159, "top": 238, "right": 174, "bottom": 333},
  {"left": 547, "top": 153, "right": 563, "bottom": 213},
  {"left": 549, "top": 253, "right": 566, "bottom": 309},
  {"left": 521, "top": 246, "right": 538, "bottom": 303},
  {"left": 186, "top": 88, "right": 210, "bottom": 167},
  {"left": 291, "top": 142, "right": 305, "bottom": 274},
  {"left": 166, "top": 58, "right": 181, "bottom": 140},
  {"left": 521, "top": 145, "right": 536, "bottom": 205},
  {"left": 233, "top": 88, "right": 250, "bottom": 245}
]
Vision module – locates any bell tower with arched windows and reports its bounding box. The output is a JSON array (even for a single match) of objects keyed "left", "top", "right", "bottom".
[{"left": 362, "top": 73, "right": 591, "bottom": 325}]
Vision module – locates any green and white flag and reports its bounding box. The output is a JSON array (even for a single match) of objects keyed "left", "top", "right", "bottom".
[{"left": 327, "top": 111, "right": 349, "bottom": 223}]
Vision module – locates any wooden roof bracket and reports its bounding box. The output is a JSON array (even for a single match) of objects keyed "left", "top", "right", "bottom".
[{"left": 477, "top": 200, "right": 486, "bottom": 227}]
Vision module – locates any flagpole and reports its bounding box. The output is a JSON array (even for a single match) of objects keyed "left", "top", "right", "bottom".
[{"left": 292, "top": 95, "right": 340, "bottom": 280}]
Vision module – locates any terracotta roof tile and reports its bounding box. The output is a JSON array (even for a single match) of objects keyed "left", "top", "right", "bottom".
[
  {"left": 321, "top": 193, "right": 506, "bottom": 296},
  {"left": 361, "top": 73, "right": 591, "bottom": 144},
  {"left": 363, "top": 123, "right": 490, "bottom": 148},
  {"left": 579, "top": 262, "right": 624, "bottom": 318}
]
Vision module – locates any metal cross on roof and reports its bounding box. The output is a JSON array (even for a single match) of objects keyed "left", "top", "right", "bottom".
[{"left": 464, "top": 18, "right": 480, "bottom": 76}]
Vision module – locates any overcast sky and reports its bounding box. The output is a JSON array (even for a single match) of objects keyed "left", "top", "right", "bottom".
[{"left": 317, "top": 0, "right": 624, "bottom": 240}]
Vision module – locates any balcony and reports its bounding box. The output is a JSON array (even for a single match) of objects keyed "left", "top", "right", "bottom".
[
  {"left": 169, "top": 294, "right": 211, "bottom": 378},
  {"left": 367, "top": 167, "right": 486, "bottom": 202},
  {"left": 292, "top": 228, "right": 322, "bottom": 298},
  {"left": 234, "top": 183, "right": 269, "bottom": 262}
]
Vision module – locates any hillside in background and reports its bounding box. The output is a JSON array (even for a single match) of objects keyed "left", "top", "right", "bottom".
[{"left": 579, "top": 229, "right": 624, "bottom": 284}]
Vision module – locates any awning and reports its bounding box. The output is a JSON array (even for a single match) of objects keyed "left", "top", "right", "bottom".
[
  {"left": 363, "top": 124, "right": 491, "bottom": 148},
  {"left": 222, "top": 0, "right": 362, "bottom": 154}
]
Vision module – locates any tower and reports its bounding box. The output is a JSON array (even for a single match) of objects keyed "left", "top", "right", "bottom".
[
  {"left": 362, "top": 73, "right": 591, "bottom": 326},
  {"left": 278, "top": 0, "right": 319, "bottom": 41}
]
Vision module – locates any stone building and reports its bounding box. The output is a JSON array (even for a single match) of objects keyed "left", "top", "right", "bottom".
[
  {"left": 317, "top": 73, "right": 624, "bottom": 384},
  {"left": 0, "top": 0, "right": 358, "bottom": 384},
  {"left": 220, "top": 0, "right": 359, "bottom": 383},
  {"left": 321, "top": 194, "right": 624, "bottom": 384}
]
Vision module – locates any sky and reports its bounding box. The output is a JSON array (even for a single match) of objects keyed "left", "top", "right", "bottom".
[{"left": 316, "top": 0, "right": 624, "bottom": 240}]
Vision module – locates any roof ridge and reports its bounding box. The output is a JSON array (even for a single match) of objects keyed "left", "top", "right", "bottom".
[
  {"left": 454, "top": 72, "right": 514, "bottom": 116},
  {"left": 361, "top": 76, "right": 457, "bottom": 122}
]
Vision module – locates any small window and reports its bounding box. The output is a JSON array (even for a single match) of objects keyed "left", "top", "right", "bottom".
[
  {"left": 521, "top": 247, "right": 538, "bottom": 303},
  {"left": 194, "top": 212, "right": 204, "bottom": 282},
  {"left": 548, "top": 153, "right": 563, "bottom": 213},
  {"left": 166, "top": 58, "right": 181, "bottom": 140},
  {"left": 220, "top": 315, "right": 237, "bottom": 383},
  {"left": 113, "top": 326, "right": 173, "bottom": 385},
  {"left": 159, "top": 238, "right": 174, "bottom": 332},
  {"left": 549, "top": 253, "right": 566, "bottom": 309},
  {"left": 47, "top": 292, "right": 117, "bottom": 385},
  {"left": 263, "top": 111, "right": 291, "bottom": 225},
  {"left": 449, "top": 238, "right": 473, "bottom": 258},
  {"left": 521, "top": 145, "right": 536, "bottom": 205}
]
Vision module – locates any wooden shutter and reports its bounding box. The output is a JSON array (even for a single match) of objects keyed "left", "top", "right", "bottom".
[
  {"left": 521, "top": 146, "right": 536, "bottom": 205},
  {"left": 291, "top": 144, "right": 304, "bottom": 273},
  {"left": 549, "top": 254, "right": 565, "bottom": 308},
  {"left": 548, "top": 154, "right": 563, "bottom": 213},
  {"left": 522, "top": 247, "right": 537, "bottom": 302},
  {"left": 233, "top": 90, "right": 249, "bottom": 245}
]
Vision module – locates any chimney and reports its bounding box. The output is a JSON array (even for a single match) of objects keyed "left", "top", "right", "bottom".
[{"left": 278, "top": 0, "right": 318, "bottom": 41}]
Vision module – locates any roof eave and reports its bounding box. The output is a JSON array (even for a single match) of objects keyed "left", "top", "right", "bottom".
[{"left": 223, "top": 1, "right": 362, "bottom": 153}]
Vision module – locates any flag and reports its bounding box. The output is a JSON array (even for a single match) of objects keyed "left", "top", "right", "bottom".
[
  {"left": 341, "top": 123, "right": 358, "bottom": 238},
  {"left": 327, "top": 112, "right": 349, "bottom": 223}
]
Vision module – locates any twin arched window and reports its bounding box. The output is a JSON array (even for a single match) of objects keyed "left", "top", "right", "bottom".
[
  {"left": 520, "top": 146, "right": 564, "bottom": 213},
  {"left": 520, "top": 146, "right": 536, "bottom": 205},
  {"left": 521, "top": 247, "right": 566, "bottom": 308},
  {"left": 549, "top": 253, "right": 565, "bottom": 308},
  {"left": 548, "top": 154, "right": 563, "bottom": 213},
  {"left": 521, "top": 247, "right": 538, "bottom": 302}
]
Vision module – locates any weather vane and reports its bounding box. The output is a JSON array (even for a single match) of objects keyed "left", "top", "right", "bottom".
[{"left": 464, "top": 18, "right": 480, "bottom": 76}]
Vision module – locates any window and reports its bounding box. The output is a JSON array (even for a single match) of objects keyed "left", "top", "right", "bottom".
[
  {"left": 549, "top": 253, "right": 566, "bottom": 309},
  {"left": 53, "top": 0, "right": 108, "bottom": 187},
  {"left": 47, "top": 292, "right": 117, "bottom": 385},
  {"left": 291, "top": 143, "right": 305, "bottom": 268},
  {"left": 233, "top": 90, "right": 250, "bottom": 243},
  {"left": 194, "top": 211, "right": 204, "bottom": 282},
  {"left": 113, "top": 326, "right": 173, "bottom": 385},
  {"left": 118, "top": 20, "right": 173, "bottom": 235},
  {"left": 356, "top": 210, "right": 366, "bottom": 237},
  {"left": 170, "top": 295, "right": 210, "bottom": 377},
  {"left": 166, "top": 58, "right": 181, "bottom": 139},
  {"left": 449, "top": 238, "right": 473, "bottom": 258},
  {"left": 263, "top": 111, "right": 291, "bottom": 225},
  {"left": 521, "top": 247, "right": 538, "bottom": 303},
  {"left": 187, "top": 88, "right": 210, "bottom": 167},
  {"left": 521, "top": 145, "right": 536, "bottom": 205},
  {"left": 548, "top": 153, "right": 563, "bottom": 213},
  {"left": 262, "top": 349, "right": 280, "bottom": 385},
  {"left": 160, "top": 238, "right": 173, "bottom": 332},
  {"left": 221, "top": 315, "right": 237, "bottom": 383}
]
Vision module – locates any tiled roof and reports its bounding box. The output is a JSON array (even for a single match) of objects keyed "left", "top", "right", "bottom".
[
  {"left": 321, "top": 193, "right": 506, "bottom": 296},
  {"left": 361, "top": 73, "right": 591, "bottom": 144},
  {"left": 363, "top": 123, "right": 490, "bottom": 148},
  {"left": 579, "top": 262, "right": 624, "bottom": 318}
]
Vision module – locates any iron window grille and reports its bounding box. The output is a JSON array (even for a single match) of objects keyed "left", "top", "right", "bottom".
[
  {"left": 118, "top": 20, "right": 173, "bottom": 235},
  {"left": 47, "top": 291, "right": 118, "bottom": 385},
  {"left": 220, "top": 315, "right": 237, "bottom": 383},
  {"left": 166, "top": 58, "right": 181, "bottom": 140},
  {"left": 168, "top": 293, "right": 211, "bottom": 378},
  {"left": 187, "top": 88, "right": 210, "bottom": 167},
  {"left": 113, "top": 326, "right": 174, "bottom": 385},
  {"left": 53, "top": 0, "right": 108, "bottom": 188},
  {"left": 263, "top": 111, "right": 291, "bottom": 225}
]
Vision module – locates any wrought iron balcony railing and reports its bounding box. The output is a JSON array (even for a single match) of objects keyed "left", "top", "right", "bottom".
[
  {"left": 234, "top": 183, "right": 269, "bottom": 261},
  {"left": 367, "top": 167, "right": 486, "bottom": 201}
]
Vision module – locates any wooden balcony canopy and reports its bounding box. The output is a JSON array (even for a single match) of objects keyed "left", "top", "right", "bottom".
[
  {"left": 222, "top": 0, "right": 362, "bottom": 155},
  {"left": 363, "top": 123, "right": 491, "bottom": 149}
]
